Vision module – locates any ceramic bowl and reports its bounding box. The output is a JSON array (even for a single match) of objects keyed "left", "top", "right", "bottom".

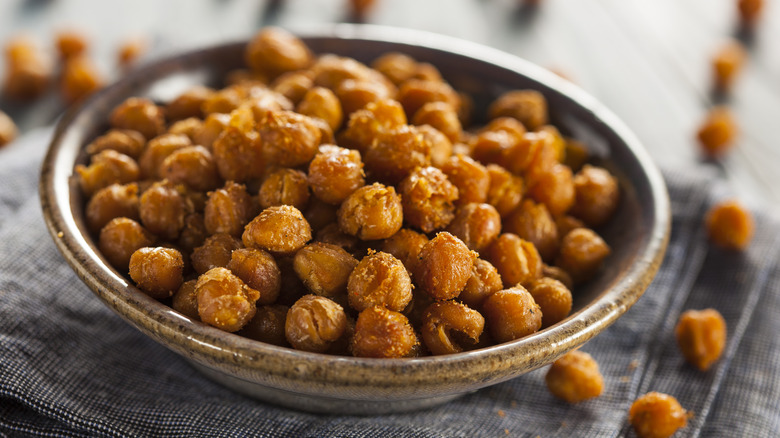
[{"left": 39, "top": 24, "right": 670, "bottom": 415}]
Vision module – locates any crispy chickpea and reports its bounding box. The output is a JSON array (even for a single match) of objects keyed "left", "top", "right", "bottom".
[
  {"left": 335, "top": 79, "right": 395, "bottom": 116},
  {"left": 307, "top": 145, "right": 365, "bottom": 205},
  {"left": 696, "top": 106, "right": 737, "bottom": 158},
  {"left": 675, "top": 308, "right": 727, "bottom": 371},
  {"left": 371, "top": 52, "right": 418, "bottom": 85},
  {"left": 529, "top": 277, "right": 572, "bottom": 328},
  {"left": 129, "top": 247, "right": 184, "bottom": 299},
  {"left": 555, "top": 215, "right": 585, "bottom": 241},
  {"left": 0, "top": 110, "right": 18, "bottom": 147},
  {"left": 212, "top": 128, "right": 265, "bottom": 182},
  {"left": 296, "top": 86, "right": 343, "bottom": 131},
  {"left": 117, "top": 37, "right": 147, "bottom": 67},
  {"left": 545, "top": 350, "right": 604, "bottom": 403},
  {"left": 200, "top": 86, "right": 243, "bottom": 115},
  {"left": 488, "top": 90, "right": 548, "bottom": 130},
  {"left": 258, "top": 110, "right": 321, "bottom": 168},
  {"left": 414, "top": 232, "right": 477, "bottom": 301},
  {"left": 191, "top": 233, "right": 242, "bottom": 274},
  {"left": 204, "top": 181, "right": 256, "bottom": 237},
  {"left": 364, "top": 125, "right": 431, "bottom": 185},
  {"left": 421, "top": 301, "right": 485, "bottom": 355},
  {"left": 257, "top": 168, "right": 310, "bottom": 210},
  {"left": 109, "top": 97, "right": 165, "bottom": 140},
  {"left": 542, "top": 264, "right": 574, "bottom": 290},
  {"left": 85, "top": 129, "right": 145, "bottom": 159},
  {"left": 459, "top": 258, "right": 503, "bottom": 310},
  {"left": 193, "top": 113, "right": 229, "bottom": 150},
  {"left": 172, "top": 279, "right": 199, "bottom": 320},
  {"left": 415, "top": 124, "right": 453, "bottom": 168},
  {"left": 227, "top": 248, "right": 281, "bottom": 305},
  {"left": 712, "top": 40, "right": 746, "bottom": 93},
  {"left": 485, "top": 164, "right": 524, "bottom": 218},
  {"left": 139, "top": 180, "right": 187, "bottom": 240},
  {"left": 504, "top": 199, "right": 559, "bottom": 262},
  {"left": 271, "top": 71, "right": 314, "bottom": 105},
  {"left": 3, "top": 37, "right": 51, "bottom": 100},
  {"left": 160, "top": 145, "right": 221, "bottom": 192},
  {"left": 76, "top": 150, "right": 140, "bottom": 198},
  {"left": 178, "top": 213, "right": 208, "bottom": 254},
  {"left": 196, "top": 267, "right": 259, "bottom": 333},
  {"left": 482, "top": 286, "right": 542, "bottom": 343},
  {"left": 484, "top": 233, "right": 543, "bottom": 288},
  {"left": 738, "top": 0, "right": 764, "bottom": 28},
  {"left": 243, "top": 205, "right": 312, "bottom": 256},
  {"left": 399, "top": 166, "right": 458, "bottom": 233},
  {"left": 338, "top": 98, "right": 407, "bottom": 153},
  {"left": 352, "top": 306, "right": 417, "bottom": 358},
  {"left": 98, "top": 217, "right": 154, "bottom": 272},
  {"left": 555, "top": 228, "right": 611, "bottom": 284},
  {"left": 311, "top": 54, "right": 386, "bottom": 91},
  {"left": 238, "top": 304, "right": 290, "bottom": 347},
  {"left": 529, "top": 164, "right": 575, "bottom": 217},
  {"left": 397, "top": 79, "right": 460, "bottom": 120},
  {"left": 412, "top": 101, "right": 462, "bottom": 144},
  {"left": 337, "top": 183, "right": 403, "bottom": 240},
  {"left": 55, "top": 30, "right": 87, "bottom": 60},
  {"left": 538, "top": 125, "right": 567, "bottom": 162},
  {"left": 563, "top": 137, "right": 589, "bottom": 172},
  {"left": 285, "top": 294, "right": 347, "bottom": 353},
  {"left": 294, "top": 243, "right": 358, "bottom": 298},
  {"left": 315, "top": 222, "right": 362, "bottom": 255},
  {"left": 380, "top": 228, "right": 429, "bottom": 273},
  {"left": 570, "top": 165, "right": 620, "bottom": 228},
  {"left": 166, "top": 86, "right": 214, "bottom": 121},
  {"left": 245, "top": 27, "right": 313, "bottom": 78},
  {"left": 138, "top": 133, "right": 192, "bottom": 179},
  {"left": 494, "top": 130, "right": 545, "bottom": 175},
  {"left": 705, "top": 200, "right": 754, "bottom": 250},
  {"left": 629, "top": 392, "right": 689, "bottom": 438},
  {"left": 441, "top": 154, "right": 489, "bottom": 205},
  {"left": 85, "top": 183, "right": 140, "bottom": 234},
  {"left": 520, "top": 131, "right": 559, "bottom": 188},
  {"left": 60, "top": 55, "right": 104, "bottom": 104},
  {"left": 446, "top": 203, "right": 502, "bottom": 252},
  {"left": 168, "top": 118, "right": 203, "bottom": 143},
  {"left": 348, "top": 251, "right": 412, "bottom": 312},
  {"left": 304, "top": 198, "right": 338, "bottom": 232}
]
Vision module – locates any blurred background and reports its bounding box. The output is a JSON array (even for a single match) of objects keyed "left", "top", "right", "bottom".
[{"left": 1, "top": 0, "right": 778, "bottom": 209}]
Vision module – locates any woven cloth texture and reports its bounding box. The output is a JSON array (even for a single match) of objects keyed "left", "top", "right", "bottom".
[{"left": 1, "top": 129, "right": 779, "bottom": 437}]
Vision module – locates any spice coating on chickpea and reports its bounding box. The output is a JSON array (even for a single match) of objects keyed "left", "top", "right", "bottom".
[
  {"left": 570, "top": 165, "right": 620, "bottom": 228},
  {"left": 172, "top": 279, "right": 200, "bottom": 320},
  {"left": 414, "top": 232, "right": 477, "bottom": 301},
  {"left": 421, "top": 301, "right": 485, "bottom": 355},
  {"left": 337, "top": 182, "right": 403, "bottom": 240},
  {"left": 335, "top": 79, "right": 394, "bottom": 117},
  {"left": 76, "top": 149, "right": 140, "bottom": 198},
  {"left": 129, "top": 247, "right": 184, "bottom": 299},
  {"left": 555, "top": 228, "right": 611, "bottom": 285},
  {"left": 258, "top": 110, "right": 322, "bottom": 168},
  {"left": 459, "top": 258, "right": 503, "bottom": 310},
  {"left": 504, "top": 199, "right": 559, "bottom": 263},
  {"left": 352, "top": 306, "right": 417, "bottom": 358},
  {"left": 196, "top": 267, "right": 259, "bottom": 333},
  {"left": 245, "top": 27, "right": 313, "bottom": 78},
  {"left": 294, "top": 242, "right": 359, "bottom": 298},
  {"left": 348, "top": 251, "right": 412, "bottom": 312},
  {"left": 85, "top": 183, "right": 140, "bottom": 234},
  {"left": 399, "top": 166, "right": 458, "bottom": 233},
  {"left": 109, "top": 97, "right": 165, "bottom": 140},
  {"left": 160, "top": 145, "right": 221, "bottom": 192},
  {"left": 530, "top": 277, "right": 572, "bottom": 328},
  {"left": 228, "top": 248, "right": 281, "bottom": 305},
  {"left": 364, "top": 125, "right": 431, "bottom": 185},
  {"left": 308, "top": 145, "right": 365, "bottom": 205},
  {"left": 139, "top": 180, "right": 187, "bottom": 240},
  {"left": 397, "top": 79, "right": 460, "bottom": 120},
  {"left": 528, "top": 164, "right": 575, "bottom": 217},
  {"left": 482, "top": 286, "right": 542, "bottom": 343},
  {"left": 485, "top": 233, "right": 543, "bottom": 288},
  {"left": 85, "top": 129, "right": 146, "bottom": 159},
  {"left": 696, "top": 107, "right": 738, "bottom": 159},
  {"left": 139, "top": 133, "right": 192, "bottom": 179},
  {"left": 297, "top": 86, "right": 343, "bottom": 131},
  {"left": 99, "top": 217, "right": 155, "bottom": 272},
  {"left": 191, "top": 233, "right": 242, "bottom": 275},
  {"left": 705, "top": 200, "right": 754, "bottom": 250},
  {"left": 339, "top": 99, "right": 407, "bottom": 153},
  {"left": 441, "top": 154, "right": 489, "bottom": 206},
  {"left": 413, "top": 101, "right": 462, "bottom": 144},
  {"left": 380, "top": 228, "right": 429, "bottom": 274},
  {"left": 258, "top": 168, "right": 310, "bottom": 210},
  {"left": 204, "top": 181, "right": 256, "bottom": 237},
  {"left": 545, "top": 350, "right": 604, "bottom": 403},
  {"left": 243, "top": 205, "right": 312, "bottom": 256},
  {"left": 485, "top": 164, "right": 525, "bottom": 218},
  {"left": 285, "top": 294, "right": 347, "bottom": 353},
  {"left": 446, "top": 203, "right": 502, "bottom": 252},
  {"left": 629, "top": 392, "right": 689, "bottom": 438},
  {"left": 488, "top": 90, "right": 548, "bottom": 131},
  {"left": 675, "top": 308, "right": 727, "bottom": 371}
]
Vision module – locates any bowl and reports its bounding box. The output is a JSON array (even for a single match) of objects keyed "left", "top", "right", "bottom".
[{"left": 39, "top": 24, "right": 670, "bottom": 415}]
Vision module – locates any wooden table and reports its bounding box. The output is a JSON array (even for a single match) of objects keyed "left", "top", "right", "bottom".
[{"left": 1, "top": 0, "right": 778, "bottom": 208}]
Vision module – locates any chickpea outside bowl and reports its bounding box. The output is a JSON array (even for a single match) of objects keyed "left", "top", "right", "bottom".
[{"left": 40, "top": 24, "right": 670, "bottom": 414}]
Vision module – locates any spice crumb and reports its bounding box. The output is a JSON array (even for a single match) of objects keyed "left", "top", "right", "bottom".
[
  {"left": 57, "top": 231, "right": 64, "bottom": 238},
  {"left": 628, "top": 359, "right": 639, "bottom": 370},
  {"left": 497, "top": 409, "right": 506, "bottom": 417}
]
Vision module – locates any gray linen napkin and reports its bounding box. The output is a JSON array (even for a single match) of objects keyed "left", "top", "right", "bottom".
[{"left": 1, "top": 129, "right": 779, "bottom": 437}]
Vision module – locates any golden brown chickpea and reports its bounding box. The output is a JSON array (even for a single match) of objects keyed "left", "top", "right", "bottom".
[
  {"left": 296, "top": 86, "right": 343, "bottom": 131},
  {"left": 224, "top": 69, "right": 268, "bottom": 88},
  {"left": 160, "top": 145, "right": 221, "bottom": 192},
  {"left": 55, "top": 30, "right": 87, "bottom": 60},
  {"left": 0, "top": 110, "right": 18, "bottom": 147},
  {"left": 469, "top": 129, "right": 512, "bottom": 166},
  {"left": 371, "top": 52, "right": 419, "bottom": 85},
  {"left": 243, "top": 205, "right": 312, "bottom": 256},
  {"left": 245, "top": 27, "right": 313, "bottom": 78},
  {"left": 697, "top": 106, "right": 737, "bottom": 158},
  {"left": 98, "top": 217, "right": 154, "bottom": 272},
  {"left": 570, "top": 165, "right": 620, "bottom": 228},
  {"left": 488, "top": 90, "right": 548, "bottom": 130},
  {"left": 482, "top": 286, "right": 542, "bottom": 343},
  {"left": 415, "top": 124, "right": 452, "bottom": 168},
  {"left": 304, "top": 198, "right": 339, "bottom": 232},
  {"left": 294, "top": 242, "right": 358, "bottom": 298},
  {"left": 109, "top": 97, "right": 165, "bottom": 140},
  {"left": 542, "top": 264, "right": 574, "bottom": 290},
  {"left": 138, "top": 133, "right": 192, "bottom": 179},
  {"left": 545, "top": 350, "right": 604, "bottom": 403},
  {"left": 440, "top": 154, "right": 489, "bottom": 206},
  {"left": 85, "top": 129, "right": 146, "bottom": 159},
  {"left": 335, "top": 79, "right": 395, "bottom": 117},
  {"left": 271, "top": 71, "right": 314, "bottom": 105},
  {"left": 521, "top": 132, "right": 559, "bottom": 189},
  {"left": 3, "top": 37, "right": 51, "bottom": 100},
  {"left": 347, "top": 251, "right": 412, "bottom": 312},
  {"left": 555, "top": 228, "right": 611, "bottom": 284},
  {"left": 129, "top": 247, "right": 184, "bottom": 299},
  {"left": 242, "top": 86, "right": 294, "bottom": 113},
  {"left": 338, "top": 98, "right": 407, "bottom": 153},
  {"left": 204, "top": 181, "right": 256, "bottom": 237},
  {"left": 352, "top": 305, "right": 417, "bottom": 358},
  {"left": 191, "top": 233, "right": 242, "bottom": 275},
  {"left": 397, "top": 79, "right": 460, "bottom": 120},
  {"left": 196, "top": 267, "right": 259, "bottom": 333},
  {"left": 675, "top": 308, "right": 727, "bottom": 371},
  {"left": 495, "top": 130, "right": 548, "bottom": 175},
  {"left": 315, "top": 222, "right": 362, "bottom": 255},
  {"left": 166, "top": 86, "right": 214, "bottom": 121},
  {"left": 212, "top": 128, "right": 265, "bottom": 182},
  {"left": 504, "top": 199, "right": 559, "bottom": 262},
  {"left": 257, "top": 168, "right": 310, "bottom": 210},
  {"left": 738, "top": 0, "right": 764, "bottom": 28},
  {"left": 311, "top": 54, "right": 388, "bottom": 91},
  {"left": 380, "top": 228, "right": 429, "bottom": 274},
  {"left": 712, "top": 40, "right": 746, "bottom": 93},
  {"left": 459, "top": 258, "right": 503, "bottom": 310},
  {"left": 85, "top": 183, "right": 140, "bottom": 234},
  {"left": 412, "top": 101, "right": 462, "bottom": 144},
  {"left": 421, "top": 301, "right": 485, "bottom": 355},
  {"left": 172, "top": 279, "right": 200, "bottom": 320},
  {"left": 239, "top": 304, "right": 290, "bottom": 347},
  {"left": 555, "top": 215, "right": 586, "bottom": 241},
  {"left": 194, "top": 112, "right": 230, "bottom": 150},
  {"left": 168, "top": 118, "right": 203, "bottom": 143},
  {"left": 485, "top": 164, "right": 524, "bottom": 218},
  {"left": 117, "top": 37, "right": 147, "bottom": 68},
  {"left": 538, "top": 125, "right": 567, "bottom": 162},
  {"left": 76, "top": 150, "right": 140, "bottom": 198},
  {"left": 445, "top": 203, "right": 502, "bottom": 252},
  {"left": 705, "top": 200, "right": 754, "bottom": 250},
  {"left": 257, "top": 110, "right": 321, "bottom": 168},
  {"left": 414, "top": 232, "right": 477, "bottom": 301},
  {"left": 528, "top": 164, "right": 575, "bottom": 217},
  {"left": 60, "top": 55, "right": 104, "bottom": 104},
  {"left": 139, "top": 180, "right": 187, "bottom": 240},
  {"left": 200, "top": 86, "right": 243, "bottom": 115},
  {"left": 563, "top": 137, "right": 589, "bottom": 172},
  {"left": 629, "top": 392, "right": 689, "bottom": 438},
  {"left": 307, "top": 145, "right": 365, "bottom": 205},
  {"left": 337, "top": 183, "right": 403, "bottom": 240},
  {"left": 398, "top": 166, "right": 458, "bottom": 233},
  {"left": 285, "top": 294, "right": 347, "bottom": 353},
  {"left": 485, "top": 233, "right": 543, "bottom": 288},
  {"left": 227, "top": 247, "right": 281, "bottom": 305},
  {"left": 529, "top": 277, "right": 572, "bottom": 328},
  {"left": 178, "top": 213, "right": 208, "bottom": 254},
  {"left": 364, "top": 125, "right": 431, "bottom": 185}
]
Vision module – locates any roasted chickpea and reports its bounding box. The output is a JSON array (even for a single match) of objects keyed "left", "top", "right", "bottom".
[
  {"left": 172, "top": 279, "right": 200, "bottom": 320},
  {"left": 421, "top": 301, "right": 484, "bottom": 355},
  {"left": 243, "top": 205, "right": 312, "bottom": 256},
  {"left": 504, "top": 199, "right": 559, "bottom": 262},
  {"left": 85, "top": 129, "right": 145, "bottom": 159},
  {"left": 285, "top": 294, "right": 347, "bottom": 353},
  {"left": 177, "top": 213, "right": 208, "bottom": 254},
  {"left": 311, "top": 54, "right": 386, "bottom": 91},
  {"left": 3, "top": 37, "right": 51, "bottom": 100},
  {"left": 459, "top": 258, "right": 503, "bottom": 310},
  {"left": 257, "top": 110, "right": 321, "bottom": 168},
  {"left": 129, "top": 247, "right": 184, "bottom": 299},
  {"left": 76, "top": 150, "right": 140, "bottom": 198},
  {"left": 712, "top": 39, "right": 746, "bottom": 93},
  {"left": 0, "top": 110, "right": 19, "bottom": 147},
  {"left": 338, "top": 98, "right": 407, "bottom": 153},
  {"left": 191, "top": 233, "right": 242, "bottom": 274},
  {"left": 413, "top": 124, "right": 452, "bottom": 168},
  {"left": 412, "top": 102, "right": 462, "bottom": 146},
  {"left": 315, "top": 222, "right": 362, "bottom": 255},
  {"left": 440, "top": 154, "right": 489, "bottom": 205},
  {"left": 109, "top": 97, "right": 165, "bottom": 140},
  {"left": 204, "top": 181, "right": 256, "bottom": 237},
  {"left": 520, "top": 131, "right": 559, "bottom": 189},
  {"left": 555, "top": 228, "right": 610, "bottom": 284},
  {"left": 675, "top": 308, "right": 727, "bottom": 371},
  {"left": 629, "top": 392, "right": 689, "bottom": 438},
  {"left": 563, "top": 137, "right": 589, "bottom": 172},
  {"left": 738, "top": 0, "right": 764, "bottom": 28},
  {"left": 352, "top": 306, "right": 417, "bottom": 358},
  {"left": 245, "top": 27, "right": 313, "bottom": 78},
  {"left": 335, "top": 79, "right": 394, "bottom": 116},
  {"left": 212, "top": 128, "right": 265, "bottom": 182},
  {"left": 570, "top": 165, "right": 620, "bottom": 228},
  {"left": 380, "top": 228, "right": 429, "bottom": 274},
  {"left": 165, "top": 86, "right": 214, "bottom": 121},
  {"left": 495, "top": 130, "right": 547, "bottom": 175},
  {"left": 414, "top": 232, "right": 477, "bottom": 301},
  {"left": 697, "top": 106, "right": 737, "bottom": 158},
  {"left": 529, "top": 277, "right": 572, "bottom": 328},
  {"left": 484, "top": 233, "right": 543, "bottom": 288},
  {"left": 488, "top": 90, "right": 547, "bottom": 130},
  {"left": 138, "top": 133, "right": 192, "bottom": 179},
  {"left": 200, "top": 86, "right": 244, "bottom": 115},
  {"left": 258, "top": 168, "right": 310, "bottom": 210},
  {"left": 337, "top": 183, "right": 403, "bottom": 240},
  {"left": 304, "top": 198, "right": 339, "bottom": 232},
  {"left": 196, "top": 267, "right": 259, "bottom": 332},
  {"left": 482, "top": 286, "right": 542, "bottom": 343},
  {"left": 485, "top": 164, "right": 524, "bottom": 218},
  {"left": 555, "top": 215, "right": 585, "bottom": 241},
  {"left": 55, "top": 30, "right": 87, "bottom": 60},
  {"left": 399, "top": 166, "right": 458, "bottom": 233},
  {"left": 705, "top": 200, "right": 754, "bottom": 250},
  {"left": 98, "top": 217, "right": 154, "bottom": 272},
  {"left": 271, "top": 71, "right": 314, "bottom": 105},
  {"left": 364, "top": 125, "right": 431, "bottom": 185},
  {"left": 469, "top": 129, "right": 515, "bottom": 166},
  {"left": 159, "top": 145, "right": 221, "bottom": 192},
  {"left": 239, "top": 304, "right": 290, "bottom": 347},
  {"left": 542, "top": 264, "right": 574, "bottom": 290},
  {"left": 446, "top": 203, "right": 502, "bottom": 252},
  {"left": 296, "top": 86, "right": 343, "bottom": 131},
  {"left": 85, "top": 183, "right": 140, "bottom": 233},
  {"left": 139, "top": 180, "right": 187, "bottom": 240},
  {"left": 528, "top": 164, "right": 575, "bottom": 217},
  {"left": 294, "top": 242, "right": 359, "bottom": 298},
  {"left": 545, "top": 350, "right": 604, "bottom": 403},
  {"left": 117, "top": 37, "right": 147, "bottom": 67},
  {"left": 397, "top": 79, "right": 460, "bottom": 120},
  {"left": 60, "top": 55, "right": 104, "bottom": 104},
  {"left": 228, "top": 248, "right": 282, "bottom": 305},
  {"left": 307, "top": 145, "right": 365, "bottom": 205},
  {"left": 348, "top": 251, "right": 412, "bottom": 312},
  {"left": 371, "top": 52, "right": 418, "bottom": 85}
]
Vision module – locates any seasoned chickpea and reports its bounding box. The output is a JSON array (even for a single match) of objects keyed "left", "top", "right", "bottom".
[
  {"left": 307, "top": 145, "right": 365, "bottom": 205},
  {"left": 117, "top": 37, "right": 147, "bottom": 67},
  {"left": 414, "top": 232, "right": 477, "bottom": 300},
  {"left": 243, "top": 205, "right": 312, "bottom": 256},
  {"left": 294, "top": 242, "right": 358, "bottom": 298},
  {"left": 109, "top": 97, "right": 165, "bottom": 140},
  {"left": 563, "top": 137, "right": 589, "bottom": 172},
  {"left": 285, "top": 294, "right": 347, "bottom": 353},
  {"left": 504, "top": 199, "right": 559, "bottom": 262},
  {"left": 257, "top": 168, "right": 310, "bottom": 210},
  {"left": 364, "top": 125, "right": 431, "bottom": 185},
  {"left": 129, "top": 247, "right": 184, "bottom": 299},
  {"left": 76, "top": 150, "right": 140, "bottom": 198},
  {"left": 55, "top": 30, "right": 87, "bottom": 60},
  {"left": 712, "top": 40, "right": 746, "bottom": 93},
  {"left": 459, "top": 258, "right": 503, "bottom": 310},
  {"left": 60, "top": 55, "right": 104, "bottom": 104},
  {"left": 696, "top": 106, "right": 737, "bottom": 158},
  {"left": 675, "top": 308, "right": 727, "bottom": 371},
  {"left": 494, "top": 130, "right": 546, "bottom": 175},
  {"left": 441, "top": 154, "right": 489, "bottom": 205},
  {"left": 352, "top": 306, "right": 417, "bottom": 358},
  {"left": 172, "top": 279, "right": 200, "bottom": 320},
  {"left": 0, "top": 110, "right": 19, "bottom": 147},
  {"left": 338, "top": 98, "right": 407, "bottom": 153},
  {"left": 212, "top": 128, "right": 265, "bottom": 182},
  {"left": 85, "top": 183, "right": 140, "bottom": 233},
  {"left": 529, "top": 277, "right": 572, "bottom": 328},
  {"left": 311, "top": 54, "right": 388, "bottom": 91},
  {"left": 201, "top": 86, "right": 243, "bottom": 115},
  {"left": 738, "top": 0, "right": 764, "bottom": 28},
  {"left": 482, "top": 286, "right": 542, "bottom": 343},
  {"left": 413, "top": 101, "right": 462, "bottom": 144},
  {"left": 371, "top": 52, "right": 418, "bottom": 85},
  {"left": 414, "top": 124, "right": 452, "bottom": 168},
  {"left": 446, "top": 203, "right": 502, "bottom": 252},
  {"left": 98, "top": 217, "right": 154, "bottom": 272},
  {"left": 139, "top": 180, "right": 187, "bottom": 240},
  {"left": 705, "top": 200, "right": 754, "bottom": 250},
  {"left": 178, "top": 213, "right": 208, "bottom": 254},
  {"left": 228, "top": 248, "right": 282, "bottom": 305},
  {"left": 421, "top": 301, "right": 485, "bottom": 355},
  {"left": 160, "top": 145, "right": 221, "bottom": 192},
  {"left": 304, "top": 198, "right": 339, "bottom": 232},
  {"left": 528, "top": 164, "right": 575, "bottom": 217},
  {"left": 258, "top": 110, "right": 322, "bottom": 168},
  {"left": 296, "top": 86, "right": 343, "bottom": 131},
  {"left": 397, "top": 79, "right": 460, "bottom": 120},
  {"left": 470, "top": 126, "right": 519, "bottom": 165},
  {"left": 570, "top": 165, "right": 620, "bottom": 227},
  {"left": 337, "top": 183, "right": 403, "bottom": 240},
  {"left": 629, "top": 392, "right": 689, "bottom": 438},
  {"left": 204, "top": 181, "right": 256, "bottom": 237},
  {"left": 545, "top": 350, "right": 604, "bottom": 403},
  {"left": 239, "top": 304, "right": 290, "bottom": 347},
  {"left": 193, "top": 113, "right": 229, "bottom": 150},
  {"left": 348, "top": 251, "right": 412, "bottom": 312},
  {"left": 399, "top": 166, "right": 458, "bottom": 233},
  {"left": 85, "top": 129, "right": 145, "bottom": 159},
  {"left": 520, "top": 131, "right": 559, "bottom": 188},
  {"left": 271, "top": 71, "right": 314, "bottom": 105},
  {"left": 542, "top": 264, "right": 574, "bottom": 290},
  {"left": 191, "top": 233, "right": 242, "bottom": 274},
  {"left": 484, "top": 233, "right": 543, "bottom": 288},
  {"left": 3, "top": 37, "right": 51, "bottom": 100},
  {"left": 555, "top": 228, "right": 611, "bottom": 284},
  {"left": 138, "top": 133, "right": 192, "bottom": 179},
  {"left": 485, "top": 164, "right": 524, "bottom": 218},
  {"left": 166, "top": 86, "right": 214, "bottom": 121},
  {"left": 488, "top": 90, "right": 548, "bottom": 130},
  {"left": 196, "top": 267, "right": 259, "bottom": 333},
  {"left": 335, "top": 79, "right": 393, "bottom": 116},
  {"left": 555, "top": 215, "right": 585, "bottom": 241},
  {"left": 245, "top": 27, "right": 313, "bottom": 78},
  {"left": 380, "top": 228, "right": 429, "bottom": 273},
  {"left": 315, "top": 222, "right": 362, "bottom": 255}
]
